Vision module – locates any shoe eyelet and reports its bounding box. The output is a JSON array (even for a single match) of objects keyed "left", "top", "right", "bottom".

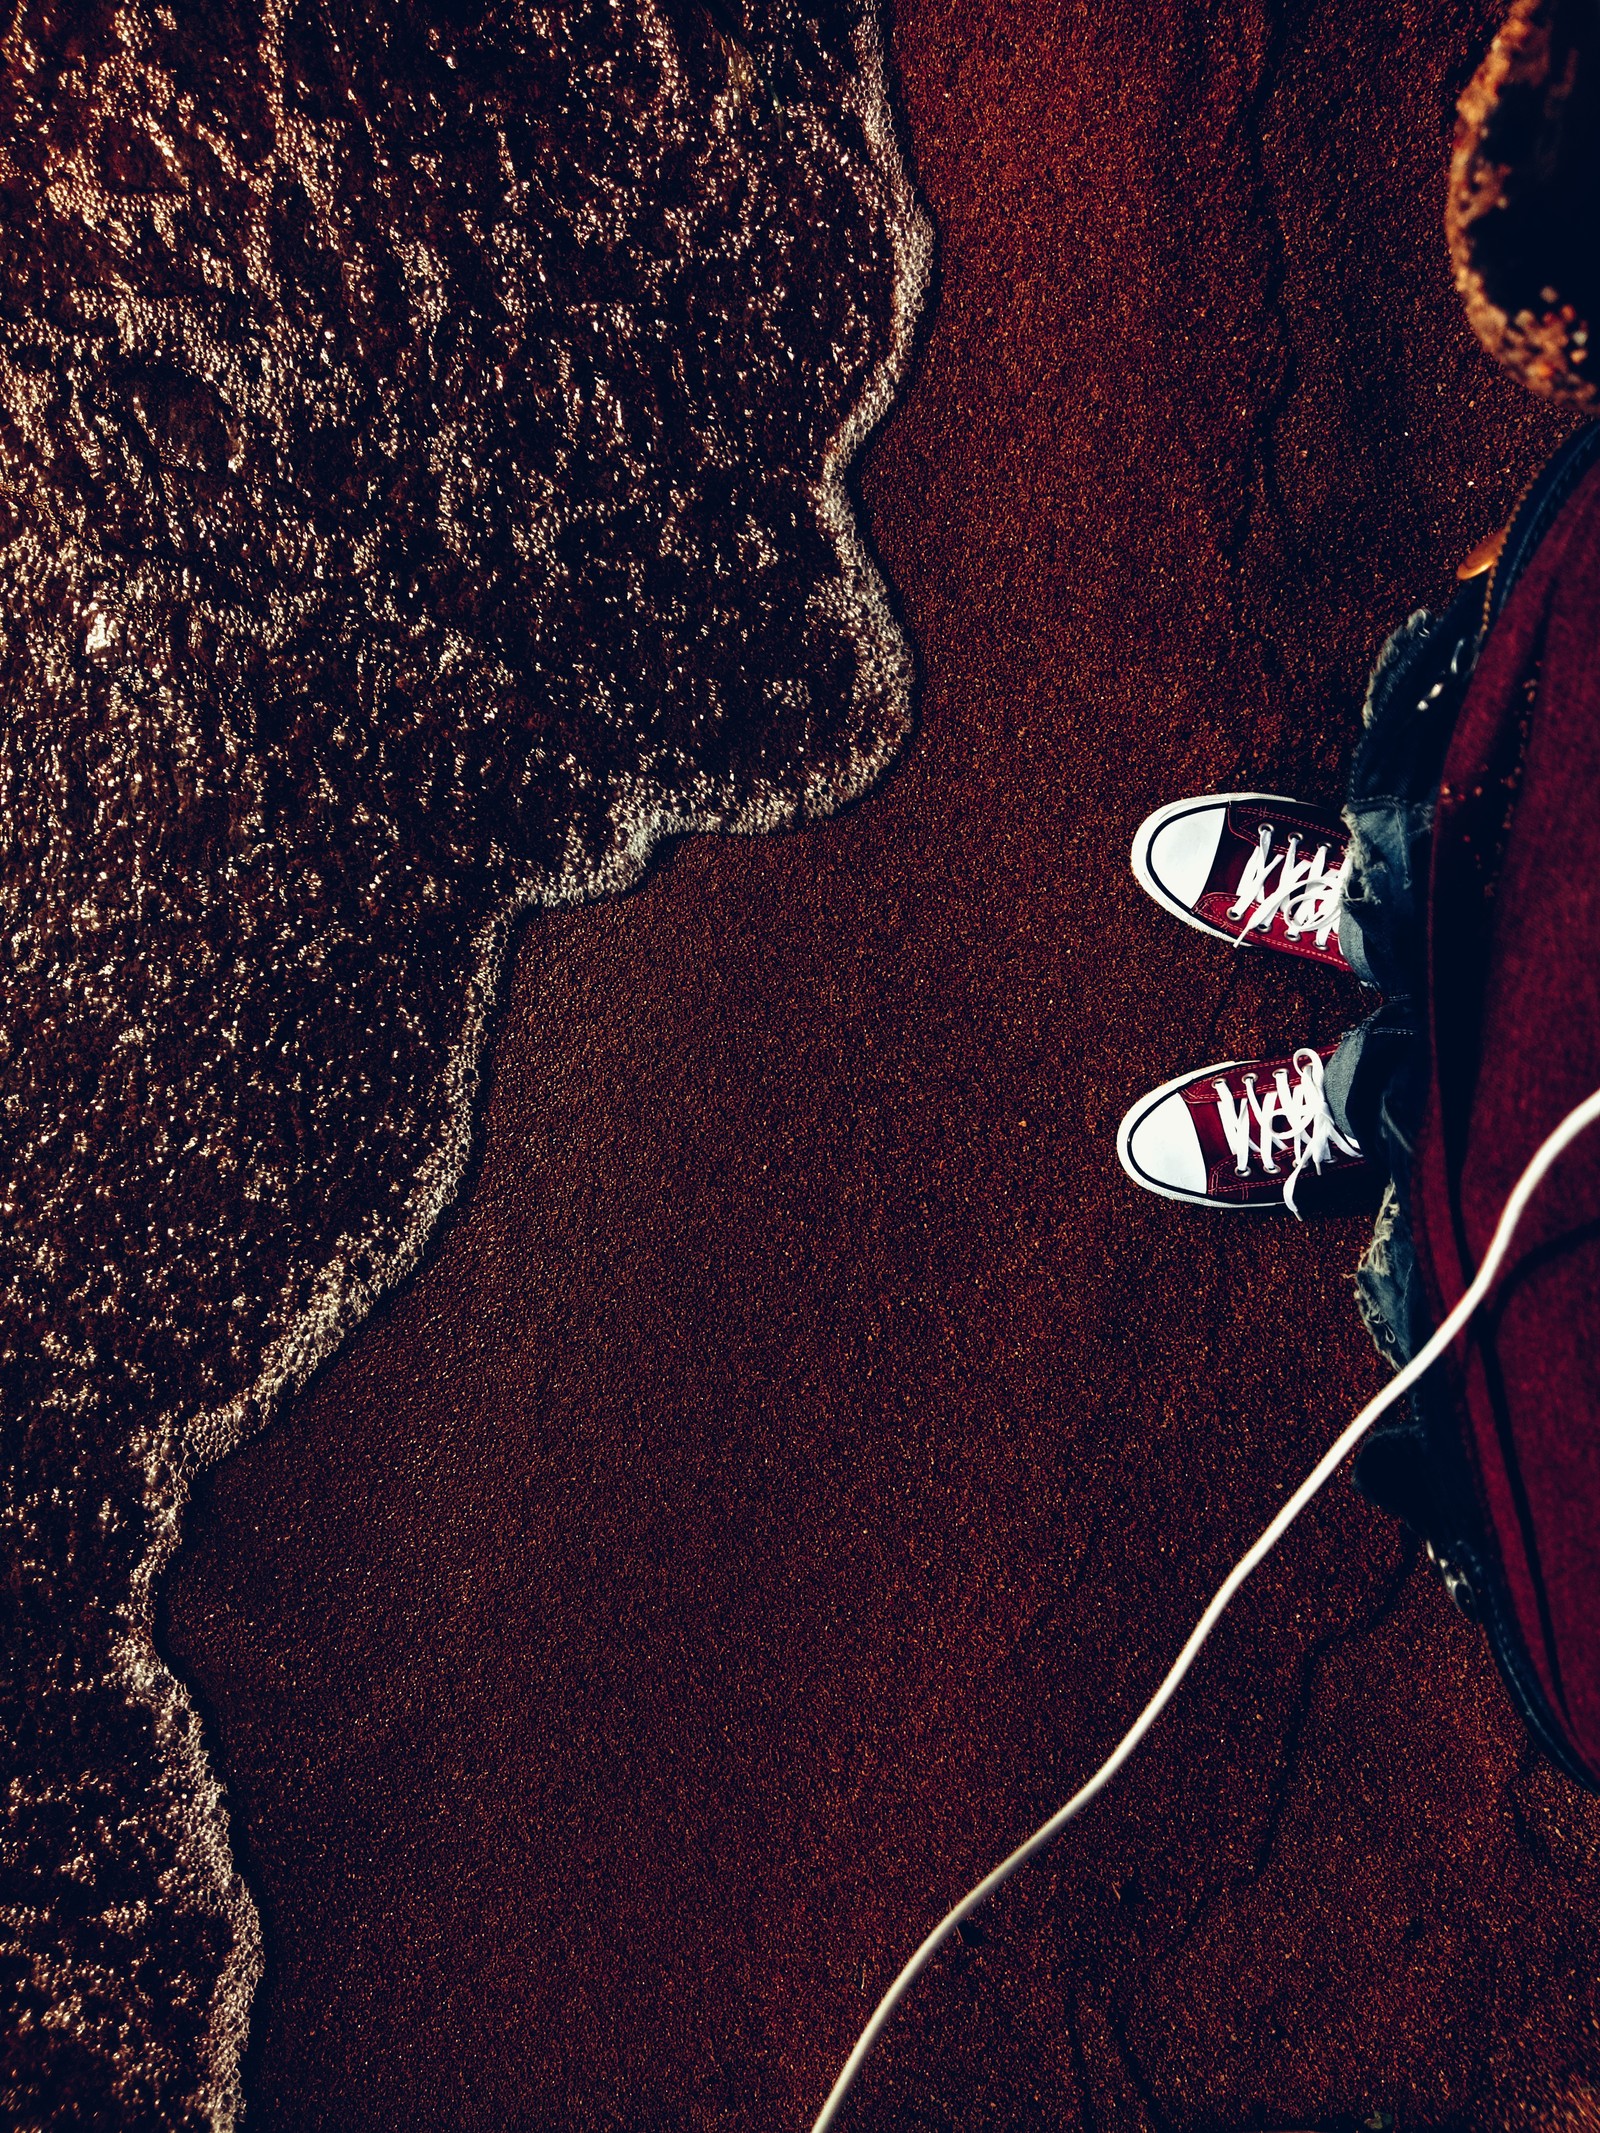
[{"left": 1427, "top": 1541, "right": 1479, "bottom": 1621}]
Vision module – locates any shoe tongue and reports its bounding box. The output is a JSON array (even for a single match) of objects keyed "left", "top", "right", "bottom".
[
  {"left": 1214, "top": 803, "right": 1345, "bottom": 911},
  {"left": 1214, "top": 802, "right": 1310, "bottom": 899},
  {"left": 1182, "top": 1069, "right": 1256, "bottom": 1173}
]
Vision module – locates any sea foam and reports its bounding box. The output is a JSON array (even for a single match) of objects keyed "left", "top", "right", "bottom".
[{"left": 0, "top": 4, "right": 928, "bottom": 2121}]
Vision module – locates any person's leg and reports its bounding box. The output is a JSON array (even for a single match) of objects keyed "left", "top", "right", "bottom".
[
  {"left": 1315, "top": 582, "right": 1505, "bottom": 1573},
  {"left": 1318, "top": 585, "right": 1486, "bottom": 1356}
]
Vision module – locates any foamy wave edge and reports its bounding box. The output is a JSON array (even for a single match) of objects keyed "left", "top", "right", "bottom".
[{"left": 123, "top": 9, "right": 932, "bottom": 2123}]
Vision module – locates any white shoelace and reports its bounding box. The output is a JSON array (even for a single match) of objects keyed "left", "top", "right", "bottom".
[
  {"left": 1212, "top": 1045, "right": 1361, "bottom": 1215},
  {"left": 1227, "top": 822, "right": 1351, "bottom": 950}
]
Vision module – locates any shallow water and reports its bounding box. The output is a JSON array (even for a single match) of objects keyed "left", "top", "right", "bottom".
[{"left": 0, "top": 5, "right": 927, "bottom": 2122}]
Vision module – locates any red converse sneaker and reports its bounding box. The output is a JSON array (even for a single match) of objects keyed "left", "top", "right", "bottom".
[
  {"left": 1131, "top": 794, "right": 1353, "bottom": 970},
  {"left": 1115, "top": 1044, "right": 1369, "bottom": 1214}
]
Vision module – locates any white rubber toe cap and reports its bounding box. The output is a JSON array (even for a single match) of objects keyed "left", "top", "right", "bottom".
[
  {"left": 1118, "top": 1088, "right": 1207, "bottom": 1198},
  {"left": 1137, "top": 803, "right": 1226, "bottom": 914}
]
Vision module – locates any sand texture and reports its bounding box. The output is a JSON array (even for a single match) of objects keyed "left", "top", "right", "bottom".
[
  {"left": 0, "top": 3, "right": 924, "bottom": 2123},
  {"left": 161, "top": 1, "right": 1600, "bottom": 2129}
]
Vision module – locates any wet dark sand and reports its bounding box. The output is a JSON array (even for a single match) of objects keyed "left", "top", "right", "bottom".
[{"left": 165, "top": 2, "right": 1600, "bottom": 2126}]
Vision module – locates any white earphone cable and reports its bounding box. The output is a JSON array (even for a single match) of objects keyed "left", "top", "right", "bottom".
[{"left": 809, "top": 1084, "right": 1600, "bottom": 2133}]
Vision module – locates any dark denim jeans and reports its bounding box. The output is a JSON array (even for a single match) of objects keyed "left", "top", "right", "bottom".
[
  {"left": 1319, "top": 422, "right": 1600, "bottom": 1789},
  {"left": 1329, "top": 420, "right": 1600, "bottom": 1384},
  {"left": 1321, "top": 584, "right": 1482, "bottom": 1375}
]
